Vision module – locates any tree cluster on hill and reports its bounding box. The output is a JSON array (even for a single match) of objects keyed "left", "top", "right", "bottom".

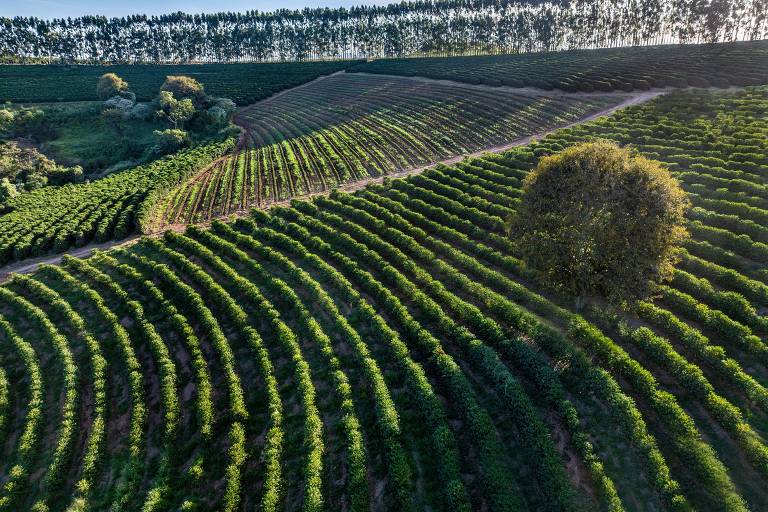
[
  {"left": 0, "top": 73, "right": 236, "bottom": 204},
  {"left": 96, "top": 73, "right": 236, "bottom": 156},
  {"left": 1, "top": 0, "right": 766, "bottom": 63},
  {"left": 0, "top": 141, "right": 84, "bottom": 194}
]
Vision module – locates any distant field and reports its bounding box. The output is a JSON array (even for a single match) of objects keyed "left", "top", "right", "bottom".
[
  {"left": 1, "top": 86, "right": 768, "bottom": 511},
  {"left": 351, "top": 41, "right": 768, "bottom": 92},
  {"left": 158, "top": 73, "right": 623, "bottom": 226},
  {"left": 0, "top": 60, "right": 359, "bottom": 105}
]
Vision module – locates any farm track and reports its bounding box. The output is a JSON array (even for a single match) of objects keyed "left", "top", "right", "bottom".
[
  {"left": 246, "top": 89, "right": 662, "bottom": 200},
  {"left": 0, "top": 79, "right": 739, "bottom": 283},
  {"left": 349, "top": 70, "right": 747, "bottom": 99},
  {"left": 0, "top": 89, "right": 663, "bottom": 282},
  {"left": 0, "top": 236, "right": 144, "bottom": 282},
  {"left": 4, "top": 44, "right": 766, "bottom": 274},
  {"left": 0, "top": 80, "right": 745, "bottom": 283}
]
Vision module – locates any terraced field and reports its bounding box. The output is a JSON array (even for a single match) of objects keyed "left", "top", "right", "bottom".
[
  {"left": 1, "top": 85, "right": 767, "bottom": 511},
  {"left": 158, "top": 73, "right": 624, "bottom": 226}
]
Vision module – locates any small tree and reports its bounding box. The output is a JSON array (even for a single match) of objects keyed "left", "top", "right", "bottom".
[
  {"left": 0, "top": 177, "right": 16, "bottom": 202},
  {"left": 157, "top": 90, "right": 175, "bottom": 111},
  {"left": 47, "top": 165, "right": 83, "bottom": 186},
  {"left": 156, "top": 91, "right": 196, "bottom": 129},
  {"left": 101, "top": 108, "right": 125, "bottom": 135},
  {"left": 508, "top": 141, "right": 689, "bottom": 307},
  {"left": 161, "top": 76, "right": 206, "bottom": 104},
  {"left": 153, "top": 129, "right": 189, "bottom": 154},
  {"left": 97, "top": 73, "right": 130, "bottom": 101},
  {"left": 23, "top": 172, "right": 47, "bottom": 191},
  {"left": 206, "top": 97, "right": 237, "bottom": 126},
  {"left": 0, "top": 109, "right": 14, "bottom": 135},
  {"left": 1, "top": 140, "right": 82, "bottom": 190},
  {"left": 168, "top": 98, "right": 196, "bottom": 129},
  {"left": 1, "top": 107, "right": 45, "bottom": 139}
]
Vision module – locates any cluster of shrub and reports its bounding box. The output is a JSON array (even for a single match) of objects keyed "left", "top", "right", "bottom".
[
  {"left": 0, "top": 72, "right": 237, "bottom": 206},
  {"left": 0, "top": 108, "right": 84, "bottom": 201}
]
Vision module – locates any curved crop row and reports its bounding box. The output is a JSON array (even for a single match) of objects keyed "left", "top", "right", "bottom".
[
  {"left": 160, "top": 73, "right": 620, "bottom": 226},
  {"left": 3, "top": 82, "right": 768, "bottom": 511}
]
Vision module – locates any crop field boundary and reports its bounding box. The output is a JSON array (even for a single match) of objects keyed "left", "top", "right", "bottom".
[
  {"left": 295, "top": 89, "right": 665, "bottom": 194},
  {"left": 7, "top": 82, "right": 746, "bottom": 282},
  {"left": 0, "top": 87, "right": 668, "bottom": 282},
  {"left": 232, "top": 69, "right": 348, "bottom": 123},
  {"left": 190, "top": 85, "right": 665, "bottom": 228},
  {"left": 230, "top": 69, "right": 685, "bottom": 148},
  {"left": 348, "top": 70, "right": 663, "bottom": 98},
  {"left": 346, "top": 70, "right": 749, "bottom": 100}
]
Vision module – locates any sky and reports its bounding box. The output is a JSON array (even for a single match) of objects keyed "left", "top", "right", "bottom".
[{"left": 1, "top": 0, "right": 396, "bottom": 19}]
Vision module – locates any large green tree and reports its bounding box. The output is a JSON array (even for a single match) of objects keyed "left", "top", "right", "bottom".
[
  {"left": 0, "top": 140, "right": 83, "bottom": 191},
  {"left": 508, "top": 140, "right": 690, "bottom": 307},
  {"left": 157, "top": 90, "right": 196, "bottom": 129}
]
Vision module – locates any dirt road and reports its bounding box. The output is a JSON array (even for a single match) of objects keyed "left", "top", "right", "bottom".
[{"left": 0, "top": 236, "right": 144, "bottom": 283}]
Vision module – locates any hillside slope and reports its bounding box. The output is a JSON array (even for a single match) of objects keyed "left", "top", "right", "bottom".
[
  {"left": 157, "top": 72, "right": 626, "bottom": 227},
  {"left": 0, "top": 86, "right": 767, "bottom": 511},
  {"left": 351, "top": 40, "right": 768, "bottom": 92}
]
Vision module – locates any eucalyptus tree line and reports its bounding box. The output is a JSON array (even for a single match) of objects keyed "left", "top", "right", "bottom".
[{"left": 1, "top": 0, "right": 765, "bottom": 63}]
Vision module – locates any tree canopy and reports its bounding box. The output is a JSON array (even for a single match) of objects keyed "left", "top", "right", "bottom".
[
  {"left": 509, "top": 141, "right": 690, "bottom": 306},
  {"left": 1, "top": 0, "right": 766, "bottom": 63},
  {"left": 160, "top": 76, "right": 205, "bottom": 103},
  {"left": 97, "top": 72, "right": 130, "bottom": 100},
  {"left": 0, "top": 140, "right": 83, "bottom": 192}
]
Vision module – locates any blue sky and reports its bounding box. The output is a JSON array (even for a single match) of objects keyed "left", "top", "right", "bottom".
[{"left": 2, "top": 0, "right": 395, "bottom": 19}]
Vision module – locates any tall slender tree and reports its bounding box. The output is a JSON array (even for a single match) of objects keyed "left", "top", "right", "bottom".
[{"left": 0, "top": 0, "right": 762, "bottom": 64}]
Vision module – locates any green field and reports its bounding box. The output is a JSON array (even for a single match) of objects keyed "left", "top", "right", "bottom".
[
  {"left": 6, "top": 101, "right": 169, "bottom": 174},
  {"left": 2, "top": 27, "right": 768, "bottom": 512},
  {"left": 0, "top": 61, "right": 359, "bottom": 105},
  {"left": 1, "top": 84, "right": 768, "bottom": 511},
  {"left": 351, "top": 41, "right": 768, "bottom": 92},
  {"left": 0, "top": 140, "right": 233, "bottom": 264},
  {"left": 159, "top": 73, "right": 623, "bottom": 226},
  {"left": 0, "top": 73, "right": 624, "bottom": 266}
]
